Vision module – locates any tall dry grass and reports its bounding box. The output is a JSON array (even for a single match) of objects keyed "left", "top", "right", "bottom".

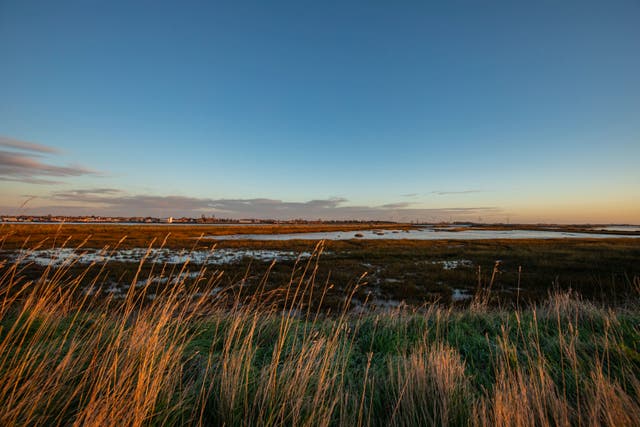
[
  {"left": 0, "top": 238, "right": 639, "bottom": 426},
  {"left": 388, "top": 342, "right": 471, "bottom": 426}
]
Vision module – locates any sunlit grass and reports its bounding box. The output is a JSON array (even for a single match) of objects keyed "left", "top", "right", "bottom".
[{"left": 1, "top": 238, "right": 639, "bottom": 426}]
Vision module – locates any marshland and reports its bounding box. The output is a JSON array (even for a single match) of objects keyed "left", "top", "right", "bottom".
[
  {"left": 1, "top": 223, "right": 639, "bottom": 425},
  {"left": 3, "top": 1, "right": 640, "bottom": 424}
]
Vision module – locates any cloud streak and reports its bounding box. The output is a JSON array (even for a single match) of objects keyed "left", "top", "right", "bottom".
[
  {"left": 0, "top": 136, "right": 97, "bottom": 184},
  {"left": 35, "top": 190, "right": 501, "bottom": 221},
  {"left": 430, "top": 190, "right": 483, "bottom": 196},
  {"left": 0, "top": 136, "right": 60, "bottom": 154}
]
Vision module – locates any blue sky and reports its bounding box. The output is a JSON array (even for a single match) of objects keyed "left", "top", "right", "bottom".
[{"left": 1, "top": 0, "right": 639, "bottom": 222}]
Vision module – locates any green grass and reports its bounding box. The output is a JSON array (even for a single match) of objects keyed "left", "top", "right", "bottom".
[{"left": 1, "top": 241, "right": 639, "bottom": 426}]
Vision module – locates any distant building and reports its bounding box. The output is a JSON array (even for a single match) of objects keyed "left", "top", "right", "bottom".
[{"left": 166, "top": 217, "right": 173, "bottom": 224}]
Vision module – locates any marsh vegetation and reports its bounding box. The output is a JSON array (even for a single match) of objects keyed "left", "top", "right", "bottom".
[{"left": 1, "top": 224, "right": 639, "bottom": 425}]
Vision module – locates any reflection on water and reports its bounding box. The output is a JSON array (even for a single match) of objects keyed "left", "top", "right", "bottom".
[
  {"left": 5, "top": 248, "right": 312, "bottom": 267},
  {"left": 451, "top": 288, "right": 473, "bottom": 301},
  {"left": 206, "top": 228, "right": 640, "bottom": 241}
]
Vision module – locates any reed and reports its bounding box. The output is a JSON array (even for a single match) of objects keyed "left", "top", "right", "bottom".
[{"left": 0, "top": 238, "right": 639, "bottom": 426}]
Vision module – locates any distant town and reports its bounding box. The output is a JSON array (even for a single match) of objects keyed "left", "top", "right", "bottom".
[{"left": 0, "top": 215, "right": 397, "bottom": 225}]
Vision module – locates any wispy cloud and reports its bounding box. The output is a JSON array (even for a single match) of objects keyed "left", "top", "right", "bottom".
[
  {"left": 430, "top": 190, "right": 483, "bottom": 196},
  {"left": 53, "top": 188, "right": 123, "bottom": 198},
  {"left": 0, "top": 136, "right": 98, "bottom": 184},
  {"left": 0, "top": 136, "right": 60, "bottom": 154},
  {"left": 379, "top": 202, "right": 411, "bottom": 209},
  {"left": 36, "top": 190, "right": 501, "bottom": 221}
]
